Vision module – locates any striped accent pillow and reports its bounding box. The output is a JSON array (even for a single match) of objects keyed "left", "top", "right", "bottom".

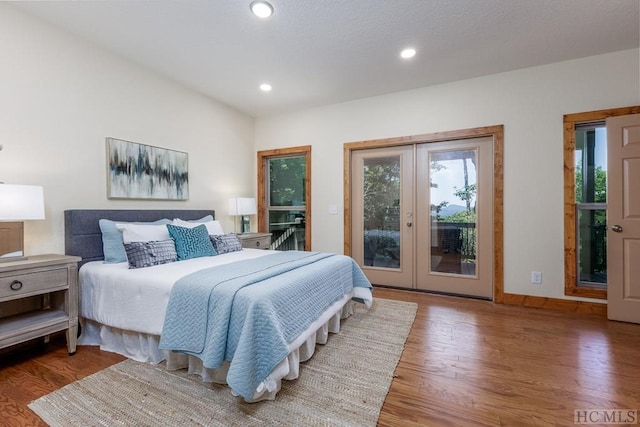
[
  {"left": 124, "top": 239, "right": 177, "bottom": 269},
  {"left": 210, "top": 233, "right": 243, "bottom": 254}
]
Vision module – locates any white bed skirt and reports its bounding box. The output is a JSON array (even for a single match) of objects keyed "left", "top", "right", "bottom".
[{"left": 78, "top": 293, "right": 358, "bottom": 402}]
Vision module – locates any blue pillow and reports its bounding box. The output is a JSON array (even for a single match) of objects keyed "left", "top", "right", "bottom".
[
  {"left": 167, "top": 223, "right": 217, "bottom": 260},
  {"left": 99, "top": 218, "right": 171, "bottom": 263}
]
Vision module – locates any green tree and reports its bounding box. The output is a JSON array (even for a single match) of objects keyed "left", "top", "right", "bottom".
[
  {"left": 363, "top": 159, "right": 400, "bottom": 229},
  {"left": 575, "top": 163, "right": 607, "bottom": 226},
  {"left": 269, "top": 157, "right": 306, "bottom": 206},
  {"left": 575, "top": 164, "right": 607, "bottom": 279},
  {"left": 442, "top": 209, "right": 476, "bottom": 223},
  {"left": 430, "top": 201, "right": 449, "bottom": 221},
  {"left": 453, "top": 183, "right": 476, "bottom": 212},
  {"left": 575, "top": 164, "right": 606, "bottom": 204}
]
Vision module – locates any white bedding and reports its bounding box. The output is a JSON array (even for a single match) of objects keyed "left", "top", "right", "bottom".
[
  {"left": 78, "top": 248, "right": 371, "bottom": 401},
  {"left": 79, "top": 248, "right": 274, "bottom": 335}
]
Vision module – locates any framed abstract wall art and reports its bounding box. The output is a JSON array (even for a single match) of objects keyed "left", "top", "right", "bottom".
[{"left": 106, "top": 137, "right": 189, "bottom": 200}]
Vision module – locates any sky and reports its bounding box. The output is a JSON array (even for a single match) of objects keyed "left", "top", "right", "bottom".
[{"left": 429, "top": 156, "right": 477, "bottom": 207}]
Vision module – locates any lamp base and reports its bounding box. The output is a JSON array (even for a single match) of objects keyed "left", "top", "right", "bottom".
[{"left": 241, "top": 215, "right": 251, "bottom": 233}]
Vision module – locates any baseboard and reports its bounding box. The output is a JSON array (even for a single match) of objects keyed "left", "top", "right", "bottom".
[{"left": 501, "top": 293, "right": 607, "bottom": 316}]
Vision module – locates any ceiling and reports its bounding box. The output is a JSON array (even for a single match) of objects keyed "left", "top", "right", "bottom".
[{"left": 12, "top": 0, "right": 640, "bottom": 118}]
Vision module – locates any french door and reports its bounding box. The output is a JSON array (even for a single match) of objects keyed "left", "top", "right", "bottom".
[
  {"left": 351, "top": 146, "right": 414, "bottom": 287},
  {"left": 351, "top": 137, "right": 494, "bottom": 298}
]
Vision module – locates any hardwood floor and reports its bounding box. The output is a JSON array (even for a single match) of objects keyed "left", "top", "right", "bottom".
[
  {"left": 2, "top": 287, "right": 639, "bottom": 426},
  {"left": 375, "top": 288, "right": 640, "bottom": 426},
  {"left": 0, "top": 337, "right": 125, "bottom": 427}
]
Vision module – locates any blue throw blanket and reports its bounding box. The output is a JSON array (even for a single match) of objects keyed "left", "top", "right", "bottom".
[{"left": 159, "top": 251, "right": 372, "bottom": 399}]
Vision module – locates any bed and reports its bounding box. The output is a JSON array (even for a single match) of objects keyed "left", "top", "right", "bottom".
[{"left": 64, "top": 209, "right": 373, "bottom": 402}]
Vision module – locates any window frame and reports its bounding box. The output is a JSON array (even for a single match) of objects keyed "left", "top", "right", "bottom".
[
  {"left": 563, "top": 106, "right": 640, "bottom": 299},
  {"left": 257, "top": 145, "right": 311, "bottom": 251}
]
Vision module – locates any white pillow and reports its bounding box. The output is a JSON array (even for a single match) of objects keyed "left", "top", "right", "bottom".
[
  {"left": 172, "top": 218, "right": 225, "bottom": 235},
  {"left": 116, "top": 223, "right": 171, "bottom": 244}
]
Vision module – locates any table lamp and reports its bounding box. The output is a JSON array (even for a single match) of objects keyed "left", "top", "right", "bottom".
[
  {"left": 0, "top": 184, "right": 45, "bottom": 262},
  {"left": 228, "top": 197, "right": 257, "bottom": 234}
]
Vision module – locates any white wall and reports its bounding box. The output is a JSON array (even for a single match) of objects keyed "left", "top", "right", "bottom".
[
  {"left": 0, "top": 4, "right": 255, "bottom": 255},
  {"left": 3, "top": 2, "right": 638, "bottom": 302},
  {"left": 255, "top": 48, "right": 640, "bottom": 301}
]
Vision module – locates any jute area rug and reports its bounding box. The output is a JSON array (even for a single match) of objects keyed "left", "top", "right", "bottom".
[{"left": 29, "top": 298, "right": 417, "bottom": 427}]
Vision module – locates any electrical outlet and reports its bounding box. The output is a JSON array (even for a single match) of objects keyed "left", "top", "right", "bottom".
[{"left": 531, "top": 271, "right": 542, "bottom": 284}]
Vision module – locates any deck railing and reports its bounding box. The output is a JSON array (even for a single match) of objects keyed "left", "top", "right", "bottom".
[
  {"left": 270, "top": 226, "right": 298, "bottom": 250},
  {"left": 270, "top": 226, "right": 307, "bottom": 251},
  {"left": 577, "top": 223, "right": 607, "bottom": 284},
  {"left": 434, "top": 222, "right": 476, "bottom": 258}
]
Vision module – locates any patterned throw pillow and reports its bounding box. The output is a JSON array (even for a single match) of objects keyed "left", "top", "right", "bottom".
[
  {"left": 124, "top": 239, "right": 177, "bottom": 269},
  {"left": 210, "top": 233, "right": 243, "bottom": 254},
  {"left": 167, "top": 223, "right": 217, "bottom": 260}
]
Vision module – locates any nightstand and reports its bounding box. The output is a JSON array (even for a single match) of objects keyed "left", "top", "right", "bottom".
[
  {"left": 238, "top": 232, "right": 272, "bottom": 250},
  {"left": 0, "top": 254, "right": 81, "bottom": 355}
]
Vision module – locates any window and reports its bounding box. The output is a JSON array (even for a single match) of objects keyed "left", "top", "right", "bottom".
[
  {"left": 257, "top": 146, "right": 311, "bottom": 251},
  {"left": 574, "top": 123, "right": 607, "bottom": 287},
  {"left": 563, "top": 106, "right": 639, "bottom": 299}
]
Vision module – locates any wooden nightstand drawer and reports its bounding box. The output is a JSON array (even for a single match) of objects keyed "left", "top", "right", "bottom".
[
  {"left": 0, "top": 268, "right": 68, "bottom": 300},
  {"left": 239, "top": 233, "right": 272, "bottom": 250},
  {"left": 0, "top": 254, "right": 80, "bottom": 354}
]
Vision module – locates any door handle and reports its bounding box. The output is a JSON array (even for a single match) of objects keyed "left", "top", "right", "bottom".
[
  {"left": 611, "top": 225, "right": 623, "bottom": 233},
  {"left": 406, "top": 222, "right": 412, "bottom": 227}
]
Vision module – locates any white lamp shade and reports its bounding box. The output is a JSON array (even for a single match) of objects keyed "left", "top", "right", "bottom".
[
  {"left": 0, "top": 184, "right": 45, "bottom": 221},
  {"left": 228, "top": 197, "right": 257, "bottom": 216}
]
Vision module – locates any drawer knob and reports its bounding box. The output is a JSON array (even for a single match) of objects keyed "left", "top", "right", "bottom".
[
  {"left": 256, "top": 241, "right": 261, "bottom": 247},
  {"left": 10, "top": 280, "right": 23, "bottom": 291}
]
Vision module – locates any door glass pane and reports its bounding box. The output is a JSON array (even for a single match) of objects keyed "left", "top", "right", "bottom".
[
  {"left": 268, "top": 155, "right": 306, "bottom": 251},
  {"left": 577, "top": 208, "right": 607, "bottom": 285},
  {"left": 429, "top": 150, "right": 477, "bottom": 275},
  {"left": 269, "top": 156, "right": 306, "bottom": 207},
  {"left": 575, "top": 126, "right": 607, "bottom": 204},
  {"left": 269, "top": 210, "right": 305, "bottom": 251},
  {"left": 362, "top": 156, "right": 401, "bottom": 269},
  {"left": 574, "top": 124, "right": 607, "bottom": 287}
]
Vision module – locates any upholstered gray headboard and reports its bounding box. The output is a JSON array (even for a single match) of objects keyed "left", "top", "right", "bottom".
[{"left": 64, "top": 209, "right": 215, "bottom": 266}]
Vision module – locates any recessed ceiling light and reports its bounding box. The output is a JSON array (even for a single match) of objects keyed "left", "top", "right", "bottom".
[
  {"left": 400, "top": 48, "right": 416, "bottom": 59},
  {"left": 250, "top": 1, "right": 274, "bottom": 19},
  {"left": 259, "top": 83, "right": 272, "bottom": 92}
]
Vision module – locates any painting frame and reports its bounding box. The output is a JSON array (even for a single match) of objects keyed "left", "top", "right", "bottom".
[{"left": 106, "top": 137, "right": 189, "bottom": 200}]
